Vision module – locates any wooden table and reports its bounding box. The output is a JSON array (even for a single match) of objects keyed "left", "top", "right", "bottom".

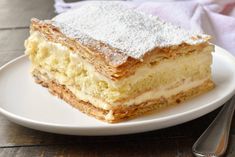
[{"left": 0, "top": 0, "right": 235, "bottom": 156}]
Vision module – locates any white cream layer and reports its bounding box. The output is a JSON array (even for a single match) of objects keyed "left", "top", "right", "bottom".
[
  {"left": 68, "top": 77, "right": 209, "bottom": 110},
  {"left": 36, "top": 66, "right": 209, "bottom": 110}
]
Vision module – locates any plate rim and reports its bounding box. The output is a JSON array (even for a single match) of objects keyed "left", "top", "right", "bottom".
[{"left": 0, "top": 45, "right": 235, "bottom": 134}]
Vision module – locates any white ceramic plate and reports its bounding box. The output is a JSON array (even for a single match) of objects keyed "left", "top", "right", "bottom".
[{"left": 0, "top": 45, "right": 235, "bottom": 136}]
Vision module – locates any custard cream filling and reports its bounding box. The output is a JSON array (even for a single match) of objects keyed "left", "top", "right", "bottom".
[
  {"left": 34, "top": 68, "right": 210, "bottom": 110},
  {"left": 70, "top": 77, "right": 210, "bottom": 109},
  {"left": 25, "top": 31, "right": 212, "bottom": 104}
]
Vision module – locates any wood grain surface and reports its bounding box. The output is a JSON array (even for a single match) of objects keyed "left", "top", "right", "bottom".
[{"left": 0, "top": 0, "right": 234, "bottom": 156}]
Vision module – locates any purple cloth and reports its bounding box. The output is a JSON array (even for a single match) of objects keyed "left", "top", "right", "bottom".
[{"left": 54, "top": 0, "right": 235, "bottom": 54}]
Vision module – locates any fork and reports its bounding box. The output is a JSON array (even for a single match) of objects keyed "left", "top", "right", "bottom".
[{"left": 192, "top": 95, "right": 235, "bottom": 157}]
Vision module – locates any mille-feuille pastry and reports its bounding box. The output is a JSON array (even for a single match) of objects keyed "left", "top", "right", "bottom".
[{"left": 25, "top": 2, "right": 215, "bottom": 123}]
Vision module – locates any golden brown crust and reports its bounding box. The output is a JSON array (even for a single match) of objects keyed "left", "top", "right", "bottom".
[
  {"left": 30, "top": 18, "right": 213, "bottom": 81},
  {"left": 34, "top": 75, "right": 215, "bottom": 123}
]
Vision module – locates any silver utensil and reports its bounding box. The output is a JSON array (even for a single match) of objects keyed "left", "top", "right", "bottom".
[{"left": 192, "top": 95, "right": 235, "bottom": 157}]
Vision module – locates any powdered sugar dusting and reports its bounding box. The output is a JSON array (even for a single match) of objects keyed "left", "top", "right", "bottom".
[{"left": 52, "top": 2, "right": 209, "bottom": 59}]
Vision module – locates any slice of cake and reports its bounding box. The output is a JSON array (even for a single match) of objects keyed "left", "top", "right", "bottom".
[{"left": 25, "top": 2, "right": 215, "bottom": 123}]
